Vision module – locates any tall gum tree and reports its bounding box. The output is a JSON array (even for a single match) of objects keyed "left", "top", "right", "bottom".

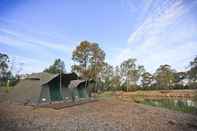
[{"left": 72, "top": 41, "right": 105, "bottom": 81}]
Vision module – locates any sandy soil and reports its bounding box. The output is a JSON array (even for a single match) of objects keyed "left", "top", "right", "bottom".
[{"left": 0, "top": 99, "right": 197, "bottom": 131}]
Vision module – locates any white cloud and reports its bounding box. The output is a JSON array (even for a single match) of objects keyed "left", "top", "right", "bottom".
[
  {"left": 128, "top": 0, "right": 187, "bottom": 44},
  {"left": 112, "top": 0, "right": 197, "bottom": 72},
  {"left": 0, "top": 27, "right": 77, "bottom": 73},
  {"left": 0, "top": 28, "right": 72, "bottom": 53}
]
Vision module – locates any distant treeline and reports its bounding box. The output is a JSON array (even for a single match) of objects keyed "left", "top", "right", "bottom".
[{"left": 1, "top": 40, "right": 197, "bottom": 91}]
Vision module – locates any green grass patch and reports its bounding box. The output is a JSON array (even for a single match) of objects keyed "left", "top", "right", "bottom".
[
  {"left": 1, "top": 86, "right": 13, "bottom": 93},
  {"left": 97, "top": 91, "right": 113, "bottom": 100},
  {"left": 141, "top": 98, "right": 197, "bottom": 114},
  {"left": 193, "top": 91, "right": 197, "bottom": 101},
  {"left": 133, "top": 96, "right": 145, "bottom": 103}
]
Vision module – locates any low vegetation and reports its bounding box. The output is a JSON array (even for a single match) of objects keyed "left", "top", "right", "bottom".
[
  {"left": 141, "top": 99, "right": 197, "bottom": 114},
  {"left": 97, "top": 90, "right": 197, "bottom": 114}
]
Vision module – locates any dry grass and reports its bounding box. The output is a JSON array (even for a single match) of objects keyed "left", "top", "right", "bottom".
[{"left": 0, "top": 98, "right": 197, "bottom": 131}]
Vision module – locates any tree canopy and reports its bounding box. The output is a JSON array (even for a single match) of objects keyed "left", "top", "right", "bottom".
[
  {"left": 72, "top": 40, "right": 105, "bottom": 80},
  {"left": 154, "top": 64, "right": 176, "bottom": 89},
  {"left": 188, "top": 56, "right": 197, "bottom": 82},
  {"left": 141, "top": 72, "right": 154, "bottom": 89},
  {"left": 120, "top": 58, "right": 145, "bottom": 91},
  {"left": 44, "top": 58, "right": 66, "bottom": 74},
  {"left": 0, "top": 53, "right": 10, "bottom": 86}
]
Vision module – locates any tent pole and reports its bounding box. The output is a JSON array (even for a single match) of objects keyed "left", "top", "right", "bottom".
[
  {"left": 60, "top": 71, "right": 62, "bottom": 100},
  {"left": 85, "top": 79, "right": 87, "bottom": 88}
]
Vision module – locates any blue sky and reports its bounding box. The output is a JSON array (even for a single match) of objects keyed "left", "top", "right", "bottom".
[{"left": 0, "top": 0, "right": 197, "bottom": 74}]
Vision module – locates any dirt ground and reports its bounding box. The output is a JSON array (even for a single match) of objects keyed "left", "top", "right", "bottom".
[{"left": 0, "top": 98, "right": 197, "bottom": 131}]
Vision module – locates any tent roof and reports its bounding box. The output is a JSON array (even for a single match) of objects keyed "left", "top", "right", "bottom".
[
  {"left": 27, "top": 72, "right": 55, "bottom": 82},
  {"left": 69, "top": 80, "right": 86, "bottom": 88},
  {"left": 42, "top": 72, "right": 78, "bottom": 85}
]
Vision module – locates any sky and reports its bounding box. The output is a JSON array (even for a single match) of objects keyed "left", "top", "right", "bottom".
[{"left": 0, "top": 0, "right": 197, "bottom": 74}]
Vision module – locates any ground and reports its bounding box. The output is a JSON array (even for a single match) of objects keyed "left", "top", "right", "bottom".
[{"left": 0, "top": 97, "right": 197, "bottom": 131}]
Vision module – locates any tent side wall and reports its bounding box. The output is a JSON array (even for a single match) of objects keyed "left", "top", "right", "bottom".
[
  {"left": 78, "top": 85, "right": 89, "bottom": 98},
  {"left": 87, "top": 82, "right": 95, "bottom": 97},
  {"left": 9, "top": 79, "right": 42, "bottom": 105},
  {"left": 62, "top": 86, "right": 72, "bottom": 101},
  {"left": 39, "top": 85, "right": 50, "bottom": 103}
]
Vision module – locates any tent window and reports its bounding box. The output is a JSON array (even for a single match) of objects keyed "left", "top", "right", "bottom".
[
  {"left": 42, "top": 98, "right": 46, "bottom": 102},
  {"left": 65, "top": 97, "right": 69, "bottom": 100}
]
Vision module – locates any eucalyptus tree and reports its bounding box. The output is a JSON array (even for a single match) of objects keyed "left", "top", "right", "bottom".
[
  {"left": 154, "top": 64, "right": 176, "bottom": 89},
  {"left": 72, "top": 40, "right": 105, "bottom": 81},
  {"left": 0, "top": 53, "right": 10, "bottom": 85},
  {"left": 188, "top": 56, "right": 197, "bottom": 82},
  {"left": 44, "top": 58, "right": 66, "bottom": 74},
  {"left": 99, "top": 62, "right": 114, "bottom": 91},
  {"left": 141, "top": 72, "right": 154, "bottom": 89},
  {"left": 120, "top": 58, "right": 145, "bottom": 91}
]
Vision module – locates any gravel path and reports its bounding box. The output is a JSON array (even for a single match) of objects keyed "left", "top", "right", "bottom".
[{"left": 0, "top": 99, "right": 197, "bottom": 131}]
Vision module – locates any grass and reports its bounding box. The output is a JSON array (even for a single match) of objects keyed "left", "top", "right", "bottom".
[
  {"left": 193, "top": 92, "right": 197, "bottom": 101},
  {"left": 142, "top": 98, "right": 197, "bottom": 113},
  {"left": 133, "top": 96, "right": 145, "bottom": 103},
  {"left": 0, "top": 86, "right": 13, "bottom": 93},
  {"left": 97, "top": 91, "right": 113, "bottom": 100},
  {"left": 97, "top": 90, "right": 197, "bottom": 114}
]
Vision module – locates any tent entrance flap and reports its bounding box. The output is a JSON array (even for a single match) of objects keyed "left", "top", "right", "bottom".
[
  {"left": 78, "top": 87, "right": 88, "bottom": 98},
  {"left": 49, "top": 81, "right": 63, "bottom": 101}
]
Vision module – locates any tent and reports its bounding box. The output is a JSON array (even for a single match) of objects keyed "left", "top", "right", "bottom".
[
  {"left": 69, "top": 80, "right": 90, "bottom": 101},
  {"left": 9, "top": 72, "right": 91, "bottom": 105}
]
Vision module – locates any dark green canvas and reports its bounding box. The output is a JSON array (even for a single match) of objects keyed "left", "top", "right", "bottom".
[{"left": 49, "top": 81, "right": 63, "bottom": 101}]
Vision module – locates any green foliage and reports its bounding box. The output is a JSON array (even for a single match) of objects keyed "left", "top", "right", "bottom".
[
  {"left": 142, "top": 99, "right": 197, "bottom": 113},
  {"left": 154, "top": 64, "right": 176, "bottom": 89},
  {"left": 141, "top": 72, "right": 154, "bottom": 89},
  {"left": 44, "top": 58, "right": 66, "bottom": 74},
  {"left": 99, "top": 63, "right": 114, "bottom": 91},
  {"left": 72, "top": 40, "right": 105, "bottom": 81},
  {"left": 0, "top": 53, "right": 9, "bottom": 86},
  {"left": 105, "top": 66, "right": 123, "bottom": 91},
  {"left": 0, "top": 52, "right": 19, "bottom": 88},
  {"left": 0, "top": 53, "right": 14, "bottom": 87},
  {"left": 188, "top": 56, "right": 197, "bottom": 82},
  {"left": 97, "top": 91, "right": 113, "bottom": 100},
  {"left": 120, "top": 58, "right": 145, "bottom": 91}
]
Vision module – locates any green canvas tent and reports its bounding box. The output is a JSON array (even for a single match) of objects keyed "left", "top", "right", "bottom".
[
  {"left": 9, "top": 72, "right": 91, "bottom": 105},
  {"left": 8, "top": 72, "right": 54, "bottom": 105},
  {"left": 68, "top": 80, "right": 90, "bottom": 101},
  {"left": 40, "top": 72, "right": 79, "bottom": 103}
]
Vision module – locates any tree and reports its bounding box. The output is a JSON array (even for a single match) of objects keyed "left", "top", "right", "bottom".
[
  {"left": 44, "top": 59, "right": 66, "bottom": 74},
  {"left": 188, "top": 56, "right": 197, "bottom": 82},
  {"left": 154, "top": 64, "right": 176, "bottom": 89},
  {"left": 111, "top": 66, "right": 121, "bottom": 91},
  {"left": 0, "top": 53, "right": 9, "bottom": 86},
  {"left": 120, "top": 58, "right": 145, "bottom": 91},
  {"left": 141, "top": 72, "right": 154, "bottom": 89},
  {"left": 174, "top": 72, "right": 186, "bottom": 83},
  {"left": 99, "top": 63, "right": 114, "bottom": 91},
  {"left": 72, "top": 41, "right": 105, "bottom": 81}
]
